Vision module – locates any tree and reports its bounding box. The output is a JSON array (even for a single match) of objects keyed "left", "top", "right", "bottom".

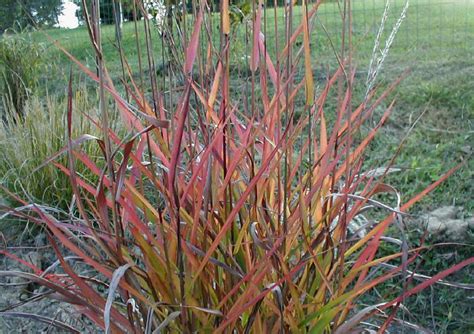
[
  {"left": 0, "top": 0, "right": 63, "bottom": 33},
  {"left": 122, "top": 0, "right": 142, "bottom": 22},
  {"left": 99, "top": 0, "right": 115, "bottom": 24},
  {"left": 0, "top": 1, "right": 21, "bottom": 33},
  {"left": 74, "top": 0, "right": 142, "bottom": 25}
]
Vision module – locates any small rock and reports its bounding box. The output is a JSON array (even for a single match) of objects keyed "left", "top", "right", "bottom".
[
  {"left": 418, "top": 206, "right": 473, "bottom": 241},
  {"left": 428, "top": 206, "right": 459, "bottom": 220},
  {"left": 459, "top": 145, "right": 472, "bottom": 155},
  {"left": 469, "top": 217, "right": 474, "bottom": 229}
]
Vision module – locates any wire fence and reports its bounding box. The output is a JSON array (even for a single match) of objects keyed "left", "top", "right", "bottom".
[
  {"left": 103, "top": 0, "right": 472, "bottom": 71},
  {"left": 8, "top": 0, "right": 473, "bottom": 77},
  {"left": 314, "top": 0, "right": 474, "bottom": 65},
  {"left": 316, "top": 0, "right": 474, "bottom": 50}
]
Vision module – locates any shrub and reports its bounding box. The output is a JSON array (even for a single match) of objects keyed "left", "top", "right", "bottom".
[{"left": 1, "top": 1, "right": 471, "bottom": 333}]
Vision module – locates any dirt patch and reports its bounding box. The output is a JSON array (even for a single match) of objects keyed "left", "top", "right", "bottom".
[{"left": 0, "top": 224, "right": 98, "bottom": 333}]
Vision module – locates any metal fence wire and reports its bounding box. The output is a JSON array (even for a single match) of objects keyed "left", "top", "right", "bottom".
[
  {"left": 313, "top": 0, "right": 473, "bottom": 51},
  {"left": 6, "top": 0, "right": 473, "bottom": 74},
  {"left": 86, "top": 0, "right": 473, "bottom": 70},
  {"left": 306, "top": 0, "right": 474, "bottom": 70}
]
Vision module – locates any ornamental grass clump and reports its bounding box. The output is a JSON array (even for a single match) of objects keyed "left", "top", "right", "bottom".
[
  {"left": 0, "top": 29, "right": 43, "bottom": 121},
  {"left": 0, "top": 90, "right": 118, "bottom": 210},
  {"left": 1, "top": 0, "right": 472, "bottom": 333}
]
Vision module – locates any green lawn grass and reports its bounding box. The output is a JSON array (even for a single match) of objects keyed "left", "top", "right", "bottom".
[{"left": 9, "top": 6, "right": 473, "bottom": 223}]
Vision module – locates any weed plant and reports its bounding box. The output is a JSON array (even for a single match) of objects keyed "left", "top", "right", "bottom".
[{"left": 1, "top": 0, "right": 472, "bottom": 333}]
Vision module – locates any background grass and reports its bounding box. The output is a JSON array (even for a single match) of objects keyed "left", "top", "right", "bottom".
[{"left": 27, "top": 1, "right": 472, "bottom": 215}]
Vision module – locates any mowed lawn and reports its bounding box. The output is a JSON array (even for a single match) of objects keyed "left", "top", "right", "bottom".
[{"left": 32, "top": 0, "right": 473, "bottom": 212}]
